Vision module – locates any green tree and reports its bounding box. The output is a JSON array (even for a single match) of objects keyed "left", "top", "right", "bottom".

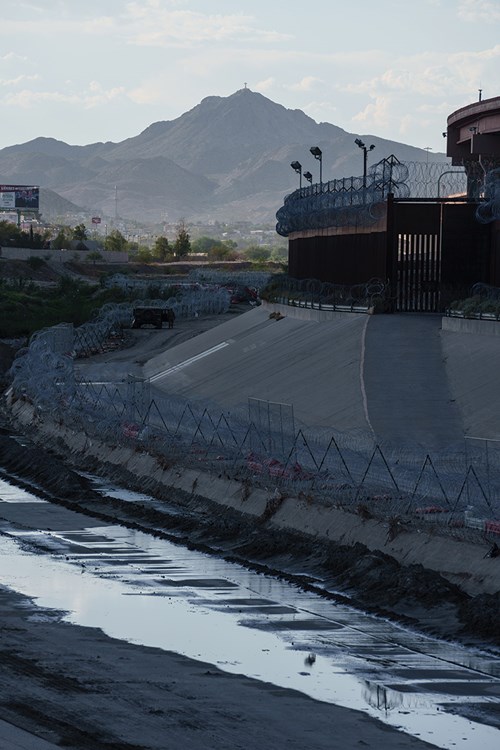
[
  {"left": 26, "top": 256, "right": 46, "bottom": 270},
  {"left": 104, "top": 229, "right": 127, "bottom": 253},
  {"left": 72, "top": 223, "right": 88, "bottom": 241},
  {"left": 51, "top": 226, "right": 72, "bottom": 250},
  {"left": 87, "top": 251, "right": 103, "bottom": 265},
  {"left": 152, "top": 236, "right": 172, "bottom": 261},
  {"left": 244, "top": 245, "right": 271, "bottom": 263},
  {"left": 0, "top": 220, "right": 24, "bottom": 247},
  {"left": 270, "top": 245, "right": 288, "bottom": 262},
  {"left": 173, "top": 220, "right": 191, "bottom": 258},
  {"left": 135, "top": 247, "right": 153, "bottom": 263},
  {"left": 191, "top": 236, "right": 218, "bottom": 254},
  {"left": 207, "top": 243, "right": 238, "bottom": 261}
]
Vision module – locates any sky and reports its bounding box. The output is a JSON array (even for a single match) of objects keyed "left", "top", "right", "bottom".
[{"left": 0, "top": 0, "right": 499, "bottom": 154}]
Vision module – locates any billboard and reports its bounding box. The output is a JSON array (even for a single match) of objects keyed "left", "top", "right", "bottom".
[{"left": 0, "top": 185, "right": 40, "bottom": 210}]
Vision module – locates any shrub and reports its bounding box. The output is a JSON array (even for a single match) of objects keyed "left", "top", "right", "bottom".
[{"left": 26, "top": 256, "right": 46, "bottom": 271}]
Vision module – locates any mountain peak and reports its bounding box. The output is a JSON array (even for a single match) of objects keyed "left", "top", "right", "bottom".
[{"left": 0, "top": 90, "right": 449, "bottom": 226}]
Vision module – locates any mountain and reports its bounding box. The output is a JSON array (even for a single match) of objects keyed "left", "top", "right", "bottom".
[{"left": 0, "top": 88, "right": 449, "bottom": 226}]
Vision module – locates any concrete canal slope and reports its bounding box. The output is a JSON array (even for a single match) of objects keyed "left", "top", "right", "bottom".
[
  {"left": 2, "top": 305, "right": 500, "bottom": 632},
  {"left": 363, "top": 314, "right": 464, "bottom": 451},
  {"left": 4, "top": 400, "right": 500, "bottom": 607},
  {"left": 143, "top": 305, "right": 370, "bottom": 432},
  {"left": 442, "top": 316, "right": 500, "bottom": 441},
  {"left": 143, "top": 304, "right": 500, "bottom": 447}
]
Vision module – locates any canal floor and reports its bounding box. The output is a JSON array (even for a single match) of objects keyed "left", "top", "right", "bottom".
[{"left": 0, "top": 474, "right": 499, "bottom": 749}]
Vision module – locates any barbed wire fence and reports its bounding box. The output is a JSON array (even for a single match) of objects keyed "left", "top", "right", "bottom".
[{"left": 6, "top": 309, "right": 500, "bottom": 544}]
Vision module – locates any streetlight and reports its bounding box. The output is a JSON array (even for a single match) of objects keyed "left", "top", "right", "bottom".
[
  {"left": 303, "top": 171, "right": 313, "bottom": 184},
  {"left": 310, "top": 146, "right": 322, "bottom": 185},
  {"left": 355, "top": 138, "right": 375, "bottom": 189},
  {"left": 291, "top": 160, "right": 302, "bottom": 188}
]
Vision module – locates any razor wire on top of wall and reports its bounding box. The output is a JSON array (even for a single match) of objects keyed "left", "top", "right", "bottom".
[
  {"left": 476, "top": 167, "right": 500, "bottom": 223},
  {"left": 276, "top": 156, "right": 468, "bottom": 236}
]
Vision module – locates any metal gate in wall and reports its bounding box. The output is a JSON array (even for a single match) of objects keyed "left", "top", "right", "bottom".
[
  {"left": 390, "top": 200, "right": 489, "bottom": 313},
  {"left": 396, "top": 231, "right": 441, "bottom": 312}
]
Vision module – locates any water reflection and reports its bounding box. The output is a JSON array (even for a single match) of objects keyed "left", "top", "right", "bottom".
[{"left": 0, "top": 477, "right": 500, "bottom": 749}]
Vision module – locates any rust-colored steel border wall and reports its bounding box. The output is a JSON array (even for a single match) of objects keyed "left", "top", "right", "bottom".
[
  {"left": 288, "top": 199, "right": 493, "bottom": 311},
  {"left": 288, "top": 230, "right": 388, "bottom": 286}
]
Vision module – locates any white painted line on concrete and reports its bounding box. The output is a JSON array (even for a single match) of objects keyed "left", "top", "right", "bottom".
[
  {"left": 148, "top": 341, "right": 230, "bottom": 383},
  {"left": 359, "top": 316, "right": 375, "bottom": 437},
  {"left": 80, "top": 381, "right": 115, "bottom": 386}
]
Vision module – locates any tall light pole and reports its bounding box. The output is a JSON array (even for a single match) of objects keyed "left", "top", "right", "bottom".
[
  {"left": 310, "top": 146, "right": 322, "bottom": 186},
  {"left": 355, "top": 138, "right": 375, "bottom": 190},
  {"left": 291, "top": 160, "right": 302, "bottom": 189}
]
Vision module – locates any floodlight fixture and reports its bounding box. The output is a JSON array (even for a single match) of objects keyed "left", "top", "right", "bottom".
[
  {"left": 309, "top": 146, "right": 323, "bottom": 185},
  {"left": 303, "top": 171, "right": 313, "bottom": 183},
  {"left": 290, "top": 160, "right": 302, "bottom": 188},
  {"left": 355, "top": 138, "right": 375, "bottom": 195}
]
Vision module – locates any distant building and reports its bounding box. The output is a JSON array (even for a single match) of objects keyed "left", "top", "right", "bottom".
[{"left": 446, "top": 94, "right": 500, "bottom": 200}]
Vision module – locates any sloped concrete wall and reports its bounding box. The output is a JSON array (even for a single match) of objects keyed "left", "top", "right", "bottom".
[{"left": 7, "top": 398, "right": 499, "bottom": 598}]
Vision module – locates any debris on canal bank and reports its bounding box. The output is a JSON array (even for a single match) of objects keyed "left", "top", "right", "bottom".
[{"left": 0, "top": 417, "right": 499, "bottom": 649}]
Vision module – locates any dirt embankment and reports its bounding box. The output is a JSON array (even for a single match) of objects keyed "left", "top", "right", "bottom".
[{"left": 0, "top": 424, "right": 498, "bottom": 648}]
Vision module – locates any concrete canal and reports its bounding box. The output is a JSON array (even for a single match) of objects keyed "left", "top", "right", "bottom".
[{"left": 0, "top": 474, "right": 500, "bottom": 749}]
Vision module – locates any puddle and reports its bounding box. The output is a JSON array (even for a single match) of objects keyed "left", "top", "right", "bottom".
[
  {"left": 0, "top": 475, "right": 46, "bottom": 503},
  {"left": 1, "top": 475, "right": 500, "bottom": 749}
]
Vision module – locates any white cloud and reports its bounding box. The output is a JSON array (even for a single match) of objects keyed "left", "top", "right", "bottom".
[
  {"left": 0, "top": 52, "right": 28, "bottom": 62},
  {"left": 352, "top": 96, "right": 392, "bottom": 128},
  {"left": 286, "top": 76, "right": 322, "bottom": 92},
  {"left": 337, "top": 43, "right": 500, "bottom": 105},
  {"left": 121, "top": 3, "right": 291, "bottom": 46},
  {"left": 4, "top": 82, "right": 125, "bottom": 109},
  {"left": 458, "top": 0, "right": 500, "bottom": 22},
  {"left": 254, "top": 78, "right": 276, "bottom": 93},
  {"left": 0, "top": 3, "right": 290, "bottom": 46},
  {"left": 0, "top": 74, "right": 39, "bottom": 87},
  {"left": 128, "top": 80, "right": 167, "bottom": 105}
]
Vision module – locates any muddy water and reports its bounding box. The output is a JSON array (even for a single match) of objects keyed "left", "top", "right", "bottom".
[{"left": 1, "top": 475, "right": 500, "bottom": 749}]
